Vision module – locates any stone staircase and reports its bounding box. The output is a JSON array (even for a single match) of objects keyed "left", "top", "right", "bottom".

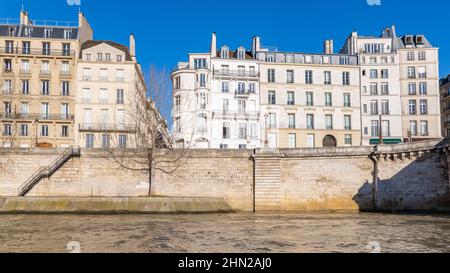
[
  {"left": 254, "top": 154, "right": 282, "bottom": 211},
  {"left": 18, "top": 146, "right": 81, "bottom": 197}
]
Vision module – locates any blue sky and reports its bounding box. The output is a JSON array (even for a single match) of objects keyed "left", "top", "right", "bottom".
[{"left": 1, "top": 0, "right": 449, "bottom": 78}]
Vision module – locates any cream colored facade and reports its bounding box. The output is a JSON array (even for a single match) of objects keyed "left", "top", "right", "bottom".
[
  {"left": 258, "top": 50, "right": 361, "bottom": 148},
  {"left": 75, "top": 37, "right": 147, "bottom": 148},
  {"left": 0, "top": 11, "right": 92, "bottom": 148}
]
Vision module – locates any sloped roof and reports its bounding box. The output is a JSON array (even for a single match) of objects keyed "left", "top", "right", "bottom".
[{"left": 80, "top": 40, "right": 132, "bottom": 61}]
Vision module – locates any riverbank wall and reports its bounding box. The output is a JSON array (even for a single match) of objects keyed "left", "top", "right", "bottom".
[{"left": 1, "top": 140, "right": 449, "bottom": 212}]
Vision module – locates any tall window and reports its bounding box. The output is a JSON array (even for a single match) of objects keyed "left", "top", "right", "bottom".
[
  {"left": 287, "top": 70, "right": 294, "bottom": 83},
  {"left": 194, "top": 59, "right": 207, "bottom": 69},
  {"left": 324, "top": 71, "right": 331, "bottom": 85},
  {"left": 381, "top": 69, "right": 389, "bottom": 79},
  {"left": 86, "top": 134, "right": 94, "bottom": 148},
  {"left": 61, "top": 81, "right": 70, "bottom": 96},
  {"left": 325, "top": 115, "right": 333, "bottom": 130},
  {"left": 61, "top": 103, "right": 69, "bottom": 119},
  {"left": 381, "top": 100, "right": 390, "bottom": 115},
  {"left": 42, "top": 42, "right": 51, "bottom": 55},
  {"left": 61, "top": 125, "right": 69, "bottom": 137},
  {"left": 116, "top": 89, "right": 124, "bottom": 104},
  {"left": 307, "top": 114, "right": 314, "bottom": 129},
  {"left": 419, "top": 82, "right": 427, "bottom": 95},
  {"left": 268, "top": 91, "right": 276, "bottom": 105},
  {"left": 287, "top": 91, "right": 295, "bottom": 105},
  {"left": 380, "top": 83, "right": 389, "bottom": 95},
  {"left": 238, "top": 123, "right": 247, "bottom": 139},
  {"left": 41, "top": 81, "right": 50, "bottom": 95},
  {"left": 199, "top": 73, "right": 206, "bottom": 87},
  {"left": 102, "top": 134, "right": 111, "bottom": 148},
  {"left": 418, "top": 51, "right": 426, "bottom": 61},
  {"left": 409, "top": 100, "right": 417, "bottom": 115},
  {"left": 370, "top": 83, "right": 378, "bottom": 95},
  {"left": 288, "top": 114, "right": 296, "bottom": 129},
  {"left": 370, "top": 100, "right": 379, "bottom": 115},
  {"left": 420, "top": 100, "right": 428, "bottom": 115},
  {"left": 407, "top": 52, "right": 415, "bottom": 61},
  {"left": 370, "top": 69, "right": 378, "bottom": 79},
  {"left": 267, "top": 113, "right": 277, "bottom": 129},
  {"left": 22, "top": 80, "right": 29, "bottom": 95},
  {"left": 371, "top": 121, "right": 379, "bottom": 137},
  {"left": 408, "top": 67, "right": 416, "bottom": 78},
  {"left": 222, "top": 122, "right": 230, "bottom": 139},
  {"left": 174, "top": 96, "right": 181, "bottom": 112},
  {"left": 345, "top": 134, "right": 352, "bottom": 145},
  {"left": 3, "top": 124, "right": 12, "bottom": 136},
  {"left": 41, "top": 125, "right": 49, "bottom": 137},
  {"left": 325, "top": 92, "right": 332, "bottom": 107},
  {"left": 306, "top": 92, "right": 314, "bottom": 106},
  {"left": 62, "top": 43, "right": 71, "bottom": 56},
  {"left": 288, "top": 134, "right": 296, "bottom": 149},
  {"left": 382, "top": 120, "right": 390, "bottom": 137},
  {"left": 305, "top": 70, "right": 313, "bottom": 84},
  {"left": 268, "top": 69, "right": 275, "bottom": 83},
  {"left": 409, "top": 121, "right": 417, "bottom": 136},
  {"left": 221, "top": 82, "right": 229, "bottom": 93},
  {"left": 342, "top": 72, "right": 350, "bottom": 85},
  {"left": 238, "top": 100, "right": 246, "bottom": 115},
  {"left": 408, "top": 83, "right": 417, "bottom": 95},
  {"left": 20, "top": 124, "right": 28, "bottom": 136},
  {"left": 343, "top": 93, "right": 351, "bottom": 107},
  {"left": 22, "top": 41, "right": 30, "bottom": 54},
  {"left": 420, "top": 121, "right": 428, "bottom": 136},
  {"left": 344, "top": 115, "right": 352, "bottom": 130},
  {"left": 418, "top": 67, "right": 427, "bottom": 79},
  {"left": 174, "top": 117, "right": 181, "bottom": 133}
]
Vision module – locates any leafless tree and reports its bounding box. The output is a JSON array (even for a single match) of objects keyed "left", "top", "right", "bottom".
[{"left": 106, "top": 66, "right": 192, "bottom": 196}]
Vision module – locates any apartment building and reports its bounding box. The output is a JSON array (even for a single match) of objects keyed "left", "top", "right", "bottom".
[
  {"left": 440, "top": 75, "right": 450, "bottom": 137},
  {"left": 341, "top": 26, "right": 403, "bottom": 145},
  {"left": 76, "top": 35, "right": 147, "bottom": 148},
  {"left": 171, "top": 33, "right": 261, "bottom": 149},
  {"left": 258, "top": 40, "right": 361, "bottom": 148},
  {"left": 0, "top": 11, "right": 92, "bottom": 148}
]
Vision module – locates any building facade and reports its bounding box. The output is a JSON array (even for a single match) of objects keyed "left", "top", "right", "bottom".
[
  {"left": 171, "top": 33, "right": 261, "bottom": 149},
  {"left": 440, "top": 75, "right": 450, "bottom": 138},
  {"left": 0, "top": 11, "right": 92, "bottom": 148}
]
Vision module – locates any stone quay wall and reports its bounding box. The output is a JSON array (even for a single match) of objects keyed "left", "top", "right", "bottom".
[{"left": 1, "top": 140, "right": 449, "bottom": 212}]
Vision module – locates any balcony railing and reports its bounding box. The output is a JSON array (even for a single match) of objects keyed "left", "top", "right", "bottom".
[
  {"left": 60, "top": 71, "right": 71, "bottom": 77},
  {"left": 0, "top": 47, "right": 75, "bottom": 57},
  {"left": 79, "top": 123, "right": 136, "bottom": 132},
  {"left": 0, "top": 113, "right": 74, "bottom": 121},
  {"left": 212, "top": 110, "right": 260, "bottom": 120},
  {"left": 213, "top": 70, "right": 259, "bottom": 78}
]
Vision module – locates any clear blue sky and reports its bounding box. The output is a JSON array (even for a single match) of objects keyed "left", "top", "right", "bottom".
[{"left": 1, "top": 0, "right": 449, "bottom": 78}]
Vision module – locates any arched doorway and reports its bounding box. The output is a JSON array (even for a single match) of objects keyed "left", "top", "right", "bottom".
[{"left": 323, "top": 135, "right": 337, "bottom": 147}]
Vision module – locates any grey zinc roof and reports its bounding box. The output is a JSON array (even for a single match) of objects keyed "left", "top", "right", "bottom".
[{"left": 0, "top": 24, "right": 78, "bottom": 39}]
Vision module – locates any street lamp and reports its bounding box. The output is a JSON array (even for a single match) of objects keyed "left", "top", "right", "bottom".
[
  {"left": 378, "top": 115, "right": 383, "bottom": 145},
  {"left": 264, "top": 113, "right": 269, "bottom": 148},
  {"left": 34, "top": 118, "right": 39, "bottom": 148}
]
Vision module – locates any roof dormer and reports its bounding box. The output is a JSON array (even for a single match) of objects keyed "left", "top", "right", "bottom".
[
  {"left": 236, "top": 46, "right": 246, "bottom": 59},
  {"left": 220, "top": 46, "right": 229, "bottom": 59},
  {"left": 415, "top": 35, "right": 425, "bottom": 46}
]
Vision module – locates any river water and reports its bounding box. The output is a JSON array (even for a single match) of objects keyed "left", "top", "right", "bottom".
[{"left": 0, "top": 212, "right": 449, "bottom": 253}]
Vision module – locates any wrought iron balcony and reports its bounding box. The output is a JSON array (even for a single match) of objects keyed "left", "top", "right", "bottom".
[
  {"left": 79, "top": 123, "right": 136, "bottom": 133},
  {"left": 213, "top": 69, "right": 259, "bottom": 78},
  {"left": 0, "top": 113, "right": 74, "bottom": 121},
  {"left": 0, "top": 47, "right": 75, "bottom": 57},
  {"left": 212, "top": 110, "right": 260, "bottom": 120}
]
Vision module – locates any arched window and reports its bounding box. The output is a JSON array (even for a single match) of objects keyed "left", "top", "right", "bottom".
[{"left": 323, "top": 135, "right": 337, "bottom": 147}]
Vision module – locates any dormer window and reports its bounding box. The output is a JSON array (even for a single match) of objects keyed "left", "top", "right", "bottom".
[
  {"left": 405, "top": 36, "right": 413, "bottom": 45},
  {"left": 416, "top": 36, "right": 424, "bottom": 45},
  {"left": 24, "top": 27, "right": 32, "bottom": 37},
  {"left": 64, "top": 29, "right": 72, "bottom": 39},
  {"left": 220, "top": 47, "right": 229, "bottom": 59},
  {"left": 117, "top": 55, "right": 122, "bottom": 62},
  {"left": 237, "top": 48, "right": 245, "bottom": 59},
  {"left": 44, "top": 29, "right": 53, "bottom": 38},
  {"left": 266, "top": 54, "right": 275, "bottom": 62},
  {"left": 98, "top": 53, "right": 103, "bottom": 61}
]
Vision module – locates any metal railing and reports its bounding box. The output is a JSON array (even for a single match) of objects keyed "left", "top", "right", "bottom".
[
  {"left": 78, "top": 123, "right": 136, "bottom": 132},
  {"left": 212, "top": 111, "right": 260, "bottom": 120},
  {"left": 0, "top": 47, "right": 75, "bottom": 57},
  {"left": 0, "top": 113, "right": 74, "bottom": 121},
  {"left": 213, "top": 70, "right": 259, "bottom": 78}
]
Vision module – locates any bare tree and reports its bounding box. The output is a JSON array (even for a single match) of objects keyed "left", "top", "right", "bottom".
[{"left": 106, "top": 66, "right": 192, "bottom": 196}]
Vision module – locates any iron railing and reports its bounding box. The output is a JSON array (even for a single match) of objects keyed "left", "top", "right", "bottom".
[
  {"left": 0, "top": 113, "right": 74, "bottom": 121},
  {"left": 0, "top": 47, "right": 75, "bottom": 57},
  {"left": 78, "top": 123, "right": 136, "bottom": 132},
  {"left": 213, "top": 70, "right": 259, "bottom": 78}
]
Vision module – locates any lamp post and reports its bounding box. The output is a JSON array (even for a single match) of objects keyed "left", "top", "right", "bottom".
[
  {"left": 264, "top": 113, "right": 269, "bottom": 148},
  {"left": 34, "top": 119, "right": 39, "bottom": 148},
  {"left": 378, "top": 115, "right": 383, "bottom": 145}
]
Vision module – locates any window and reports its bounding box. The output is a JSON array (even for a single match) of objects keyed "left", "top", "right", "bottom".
[
  {"left": 408, "top": 83, "right": 417, "bottom": 95},
  {"left": 42, "top": 42, "right": 51, "bottom": 55},
  {"left": 371, "top": 121, "right": 379, "bottom": 137},
  {"left": 85, "top": 54, "right": 91, "bottom": 61},
  {"left": 249, "top": 83, "right": 256, "bottom": 93},
  {"left": 267, "top": 113, "right": 277, "bottom": 129},
  {"left": 324, "top": 71, "right": 331, "bottom": 85},
  {"left": 220, "top": 48, "right": 229, "bottom": 59},
  {"left": 268, "top": 91, "right": 276, "bottom": 105},
  {"left": 343, "top": 72, "right": 350, "bottom": 85},
  {"left": 382, "top": 120, "right": 390, "bottom": 137},
  {"left": 61, "top": 103, "right": 69, "bottom": 119},
  {"left": 102, "top": 134, "right": 111, "bottom": 148},
  {"left": 370, "top": 69, "right": 378, "bottom": 79},
  {"left": 100, "top": 89, "right": 108, "bottom": 104},
  {"left": 408, "top": 67, "right": 416, "bottom": 79},
  {"left": 306, "top": 92, "right": 314, "bottom": 106},
  {"left": 381, "top": 69, "right": 389, "bottom": 79},
  {"left": 22, "top": 41, "right": 30, "bottom": 54},
  {"left": 222, "top": 99, "right": 229, "bottom": 113},
  {"left": 64, "top": 29, "right": 72, "bottom": 39},
  {"left": 237, "top": 49, "right": 245, "bottom": 60},
  {"left": 238, "top": 123, "right": 247, "bottom": 139},
  {"left": 345, "top": 134, "right": 352, "bottom": 145},
  {"left": 117, "top": 55, "right": 123, "bottom": 62},
  {"left": 418, "top": 51, "right": 426, "bottom": 61},
  {"left": 119, "top": 135, "right": 127, "bottom": 149},
  {"left": 305, "top": 70, "right": 313, "bottom": 84},
  {"left": 222, "top": 82, "right": 229, "bottom": 93},
  {"left": 82, "top": 88, "right": 91, "bottom": 103},
  {"left": 307, "top": 114, "right": 314, "bottom": 129},
  {"left": 370, "top": 83, "right": 378, "bottom": 95},
  {"left": 287, "top": 70, "right": 294, "bottom": 83},
  {"left": 117, "top": 89, "right": 124, "bottom": 104},
  {"left": 82, "top": 68, "right": 91, "bottom": 80},
  {"left": 99, "top": 68, "right": 108, "bottom": 81},
  {"left": 344, "top": 93, "right": 351, "bottom": 107},
  {"left": 418, "top": 67, "right": 427, "bottom": 79},
  {"left": 420, "top": 100, "right": 428, "bottom": 115},
  {"left": 407, "top": 52, "right": 415, "bottom": 61},
  {"left": 5, "top": 41, "right": 13, "bottom": 53},
  {"left": 173, "top": 76, "right": 180, "bottom": 90},
  {"left": 238, "top": 100, "right": 246, "bottom": 115},
  {"left": 41, "top": 125, "right": 49, "bottom": 137},
  {"left": 20, "top": 124, "right": 28, "bottom": 136},
  {"left": 61, "top": 126, "right": 69, "bottom": 137},
  {"left": 198, "top": 73, "right": 206, "bottom": 87},
  {"left": 381, "top": 100, "right": 390, "bottom": 115},
  {"left": 288, "top": 134, "right": 296, "bottom": 149},
  {"left": 287, "top": 91, "right": 295, "bottom": 105},
  {"left": 238, "top": 66, "right": 245, "bottom": 76},
  {"left": 363, "top": 104, "right": 368, "bottom": 114},
  {"left": 409, "top": 100, "right": 417, "bottom": 115},
  {"left": 419, "top": 82, "right": 427, "bottom": 95},
  {"left": 174, "top": 96, "right": 181, "bottom": 112},
  {"left": 198, "top": 93, "right": 207, "bottom": 109},
  {"left": 44, "top": 28, "right": 53, "bottom": 38},
  {"left": 420, "top": 121, "right": 429, "bottom": 136},
  {"left": 268, "top": 69, "right": 275, "bottom": 83},
  {"left": 325, "top": 93, "right": 332, "bottom": 107},
  {"left": 250, "top": 123, "right": 257, "bottom": 139},
  {"left": 97, "top": 53, "right": 103, "bottom": 61},
  {"left": 222, "top": 122, "right": 230, "bottom": 139},
  {"left": 41, "top": 81, "right": 50, "bottom": 95},
  {"left": 288, "top": 114, "right": 296, "bottom": 129},
  {"left": 86, "top": 134, "right": 94, "bottom": 148},
  {"left": 194, "top": 59, "right": 207, "bottom": 69},
  {"left": 238, "top": 144, "right": 247, "bottom": 150},
  {"left": 61, "top": 81, "right": 70, "bottom": 96},
  {"left": 370, "top": 100, "right": 379, "bottom": 115},
  {"left": 3, "top": 124, "right": 12, "bottom": 136},
  {"left": 115, "top": 69, "right": 124, "bottom": 82},
  {"left": 62, "top": 43, "right": 71, "bottom": 56},
  {"left": 174, "top": 117, "right": 181, "bottom": 133},
  {"left": 237, "top": 82, "right": 245, "bottom": 93},
  {"left": 20, "top": 102, "right": 28, "bottom": 116},
  {"left": 344, "top": 115, "right": 352, "bottom": 130},
  {"left": 380, "top": 83, "right": 389, "bottom": 95},
  {"left": 22, "top": 80, "right": 29, "bottom": 95},
  {"left": 307, "top": 134, "right": 315, "bottom": 148},
  {"left": 105, "top": 53, "right": 111, "bottom": 62},
  {"left": 409, "top": 121, "right": 417, "bottom": 136},
  {"left": 325, "top": 115, "right": 333, "bottom": 130},
  {"left": 220, "top": 144, "right": 229, "bottom": 149}
]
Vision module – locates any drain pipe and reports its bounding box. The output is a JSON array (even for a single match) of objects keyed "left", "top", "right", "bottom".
[{"left": 369, "top": 146, "right": 379, "bottom": 212}]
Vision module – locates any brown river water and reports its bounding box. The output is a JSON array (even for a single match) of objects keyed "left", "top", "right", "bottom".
[{"left": 0, "top": 212, "right": 450, "bottom": 253}]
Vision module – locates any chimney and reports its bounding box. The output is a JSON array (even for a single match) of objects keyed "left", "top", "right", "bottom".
[
  {"left": 130, "top": 33, "right": 136, "bottom": 61},
  {"left": 20, "top": 11, "right": 31, "bottom": 26},
  {"left": 324, "top": 39, "right": 334, "bottom": 54},
  {"left": 252, "top": 36, "right": 261, "bottom": 58},
  {"left": 210, "top": 32, "right": 217, "bottom": 57}
]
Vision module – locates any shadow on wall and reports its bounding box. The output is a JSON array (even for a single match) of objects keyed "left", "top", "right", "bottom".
[{"left": 353, "top": 150, "right": 450, "bottom": 213}]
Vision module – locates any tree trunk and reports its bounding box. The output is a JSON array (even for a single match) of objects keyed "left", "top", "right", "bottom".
[{"left": 148, "top": 166, "right": 153, "bottom": 196}]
